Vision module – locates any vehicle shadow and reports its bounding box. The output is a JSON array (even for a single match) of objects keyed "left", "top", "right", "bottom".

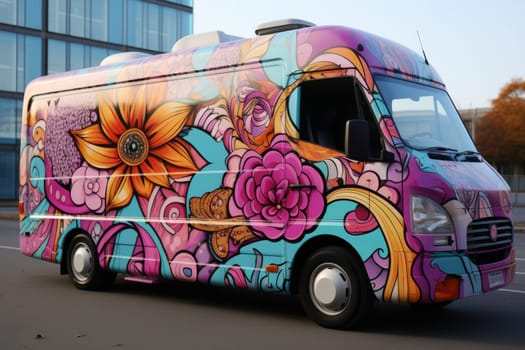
[
  {"left": 361, "top": 296, "right": 524, "bottom": 348},
  {"left": 109, "top": 276, "right": 305, "bottom": 319},
  {"left": 101, "top": 276, "right": 523, "bottom": 348}
]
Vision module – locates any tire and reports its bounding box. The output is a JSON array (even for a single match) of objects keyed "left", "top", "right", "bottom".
[
  {"left": 67, "top": 234, "right": 116, "bottom": 290},
  {"left": 299, "top": 246, "right": 373, "bottom": 329}
]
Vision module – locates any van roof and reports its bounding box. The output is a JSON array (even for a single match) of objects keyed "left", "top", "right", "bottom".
[
  {"left": 169, "top": 18, "right": 316, "bottom": 53},
  {"left": 171, "top": 31, "right": 244, "bottom": 53},
  {"left": 23, "top": 22, "right": 444, "bottom": 103}
]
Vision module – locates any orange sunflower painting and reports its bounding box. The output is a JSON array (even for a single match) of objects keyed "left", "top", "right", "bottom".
[{"left": 71, "top": 78, "right": 198, "bottom": 212}]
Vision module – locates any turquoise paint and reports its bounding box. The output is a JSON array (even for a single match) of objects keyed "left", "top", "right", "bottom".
[
  {"left": 183, "top": 128, "right": 229, "bottom": 210},
  {"left": 109, "top": 227, "right": 138, "bottom": 272}
]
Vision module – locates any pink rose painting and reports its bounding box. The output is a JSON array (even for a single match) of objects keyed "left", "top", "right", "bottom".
[{"left": 233, "top": 135, "right": 325, "bottom": 241}]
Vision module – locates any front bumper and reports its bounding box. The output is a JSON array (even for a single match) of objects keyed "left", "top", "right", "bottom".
[{"left": 413, "top": 248, "right": 515, "bottom": 303}]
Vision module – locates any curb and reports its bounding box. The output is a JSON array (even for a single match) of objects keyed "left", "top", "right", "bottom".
[{"left": 0, "top": 213, "right": 17, "bottom": 220}]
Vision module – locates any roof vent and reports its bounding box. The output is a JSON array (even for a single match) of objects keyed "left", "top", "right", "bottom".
[
  {"left": 100, "top": 51, "right": 151, "bottom": 66},
  {"left": 255, "top": 18, "right": 316, "bottom": 36},
  {"left": 171, "top": 31, "right": 243, "bottom": 52}
]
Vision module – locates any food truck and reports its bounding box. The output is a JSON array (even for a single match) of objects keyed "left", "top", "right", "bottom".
[{"left": 20, "top": 19, "right": 515, "bottom": 329}]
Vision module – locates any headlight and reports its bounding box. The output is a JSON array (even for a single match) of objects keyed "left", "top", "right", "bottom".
[{"left": 411, "top": 195, "right": 453, "bottom": 234}]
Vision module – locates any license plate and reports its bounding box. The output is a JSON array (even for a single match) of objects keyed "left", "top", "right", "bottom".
[{"left": 488, "top": 270, "right": 504, "bottom": 288}]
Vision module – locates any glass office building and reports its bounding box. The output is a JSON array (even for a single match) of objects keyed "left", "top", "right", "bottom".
[{"left": 0, "top": 0, "right": 193, "bottom": 200}]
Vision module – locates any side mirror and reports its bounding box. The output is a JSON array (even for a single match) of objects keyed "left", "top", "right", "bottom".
[{"left": 345, "top": 119, "right": 369, "bottom": 161}]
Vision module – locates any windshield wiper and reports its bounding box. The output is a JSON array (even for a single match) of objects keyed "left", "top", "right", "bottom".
[
  {"left": 421, "top": 146, "right": 458, "bottom": 153},
  {"left": 454, "top": 150, "right": 481, "bottom": 161},
  {"left": 455, "top": 150, "right": 480, "bottom": 156}
]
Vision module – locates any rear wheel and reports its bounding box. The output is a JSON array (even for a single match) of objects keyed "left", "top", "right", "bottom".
[
  {"left": 299, "top": 246, "right": 373, "bottom": 329},
  {"left": 67, "top": 234, "right": 116, "bottom": 290}
]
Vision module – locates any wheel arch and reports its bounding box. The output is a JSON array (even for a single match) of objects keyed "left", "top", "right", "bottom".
[{"left": 289, "top": 234, "right": 371, "bottom": 295}]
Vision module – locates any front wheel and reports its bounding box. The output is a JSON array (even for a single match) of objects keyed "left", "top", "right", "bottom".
[
  {"left": 67, "top": 234, "right": 116, "bottom": 290},
  {"left": 299, "top": 246, "right": 373, "bottom": 329}
]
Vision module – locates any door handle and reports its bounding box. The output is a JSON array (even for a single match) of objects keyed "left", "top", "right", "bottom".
[{"left": 290, "top": 184, "right": 315, "bottom": 190}]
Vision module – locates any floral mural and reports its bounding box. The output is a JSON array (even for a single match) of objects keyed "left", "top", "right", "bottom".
[{"left": 19, "top": 25, "right": 514, "bottom": 307}]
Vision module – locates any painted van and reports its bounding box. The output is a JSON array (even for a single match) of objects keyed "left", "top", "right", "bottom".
[{"left": 19, "top": 19, "right": 515, "bottom": 329}]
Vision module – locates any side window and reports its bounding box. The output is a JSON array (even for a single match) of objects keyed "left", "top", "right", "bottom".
[{"left": 299, "top": 77, "right": 381, "bottom": 159}]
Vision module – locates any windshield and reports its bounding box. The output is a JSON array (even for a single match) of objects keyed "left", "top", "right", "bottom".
[{"left": 376, "top": 76, "right": 477, "bottom": 153}]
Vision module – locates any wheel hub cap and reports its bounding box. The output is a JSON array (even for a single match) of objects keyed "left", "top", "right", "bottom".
[
  {"left": 311, "top": 264, "right": 351, "bottom": 315},
  {"left": 72, "top": 244, "right": 91, "bottom": 281}
]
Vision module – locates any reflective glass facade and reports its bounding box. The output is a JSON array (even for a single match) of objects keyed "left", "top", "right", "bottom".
[
  {"left": 48, "top": 0, "right": 192, "bottom": 52},
  {"left": 0, "top": 0, "right": 193, "bottom": 200},
  {"left": 47, "top": 39, "right": 119, "bottom": 74},
  {"left": 0, "top": 0, "right": 43, "bottom": 29},
  {"left": 0, "top": 31, "right": 42, "bottom": 93}
]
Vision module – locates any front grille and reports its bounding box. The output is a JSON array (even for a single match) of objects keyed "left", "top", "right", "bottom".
[
  {"left": 468, "top": 247, "right": 512, "bottom": 265},
  {"left": 466, "top": 218, "right": 513, "bottom": 265},
  {"left": 467, "top": 218, "right": 513, "bottom": 252}
]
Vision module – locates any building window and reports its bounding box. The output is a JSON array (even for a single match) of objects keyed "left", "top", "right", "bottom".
[
  {"left": 48, "top": 39, "right": 118, "bottom": 74},
  {"left": 0, "top": 149, "right": 18, "bottom": 199},
  {"left": 0, "top": 98, "right": 21, "bottom": 145},
  {"left": 48, "top": 0, "right": 192, "bottom": 51},
  {"left": 0, "top": 97, "right": 20, "bottom": 197},
  {"left": 162, "top": 6, "right": 192, "bottom": 51},
  {"left": 146, "top": 2, "right": 160, "bottom": 50},
  {"left": 70, "top": 0, "right": 86, "bottom": 37},
  {"left": 0, "top": 32, "right": 15, "bottom": 91},
  {"left": 0, "top": 0, "right": 42, "bottom": 29},
  {"left": 108, "top": 0, "right": 124, "bottom": 44},
  {"left": 0, "top": 31, "right": 42, "bottom": 92},
  {"left": 91, "top": 0, "right": 109, "bottom": 41},
  {"left": 127, "top": 0, "right": 143, "bottom": 48},
  {"left": 48, "top": 0, "right": 67, "bottom": 33}
]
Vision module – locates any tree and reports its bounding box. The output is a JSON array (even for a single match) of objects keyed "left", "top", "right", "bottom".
[{"left": 475, "top": 78, "right": 525, "bottom": 174}]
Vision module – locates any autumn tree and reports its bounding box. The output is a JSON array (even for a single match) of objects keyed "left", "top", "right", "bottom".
[{"left": 475, "top": 78, "right": 525, "bottom": 174}]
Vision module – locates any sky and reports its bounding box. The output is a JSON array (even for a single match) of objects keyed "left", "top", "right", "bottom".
[{"left": 193, "top": 0, "right": 525, "bottom": 109}]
